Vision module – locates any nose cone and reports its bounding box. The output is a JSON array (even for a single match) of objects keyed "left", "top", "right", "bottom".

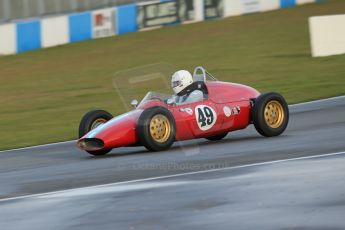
[
  {"left": 78, "top": 138, "right": 104, "bottom": 151},
  {"left": 79, "top": 110, "right": 143, "bottom": 150}
]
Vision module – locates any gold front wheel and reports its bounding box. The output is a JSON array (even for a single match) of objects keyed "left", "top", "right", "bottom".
[
  {"left": 149, "top": 114, "right": 171, "bottom": 143},
  {"left": 137, "top": 107, "right": 176, "bottom": 152},
  {"left": 91, "top": 118, "right": 107, "bottom": 130},
  {"left": 264, "top": 100, "right": 285, "bottom": 129}
]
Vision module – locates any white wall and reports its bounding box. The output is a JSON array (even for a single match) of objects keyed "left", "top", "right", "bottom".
[
  {"left": 41, "top": 16, "right": 69, "bottom": 48},
  {"left": 224, "top": 0, "right": 278, "bottom": 17},
  {"left": 193, "top": 0, "right": 205, "bottom": 21},
  {"left": 297, "top": 0, "right": 315, "bottom": 5},
  {"left": 0, "top": 23, "right": 16, "bottom": 55},
  {"left": 243, "top": 0, "right": 261, "bottom": 14},
  {"left": 224, "top": 0, "right": 243, "bottom": 17},
  {"left": 260, "top": 0, "right": 280, "bottom": 11},
  {"left": 309, "top": 14, "right": 345, "bottom": 57}
]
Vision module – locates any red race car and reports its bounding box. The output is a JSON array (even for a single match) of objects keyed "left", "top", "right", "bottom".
[{"left": 77, "top": 67, "right": 289, "bottom": 156}]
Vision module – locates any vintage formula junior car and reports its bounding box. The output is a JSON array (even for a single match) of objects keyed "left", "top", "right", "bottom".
[{"left": 78, "top": 67, "right": 289, "bottom": 156}]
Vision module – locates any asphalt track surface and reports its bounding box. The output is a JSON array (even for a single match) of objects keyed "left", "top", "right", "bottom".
[{"left": 0, "top": 96, "right": 345, "bottom": 229}]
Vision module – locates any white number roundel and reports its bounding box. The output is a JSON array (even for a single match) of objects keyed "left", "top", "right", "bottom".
[{"left": 195, "top": 105, "right": 217, "bottom": 131}]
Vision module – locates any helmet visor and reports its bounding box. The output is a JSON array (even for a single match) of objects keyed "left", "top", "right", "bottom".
[{"left": 172, "top": 80, "right": 182, "bottom": 88}]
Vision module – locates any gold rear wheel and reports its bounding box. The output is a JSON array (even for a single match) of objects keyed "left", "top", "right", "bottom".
[
  {"left": 252, "top": 92, "right": 289, "bottom": 137},
  {"left": 264, "top": 100, "right": 285, "bottom": 128},
  {"left": 149, "top": 114, "right": 171, "bottom": 143}
]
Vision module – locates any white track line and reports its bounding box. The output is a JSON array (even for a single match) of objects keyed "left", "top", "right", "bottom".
[
  {"left": 1, "top": 95, "right": 344, "bottom": 153},
  {"left": 0, "top": 140, "right": 75, "bottom": 153},
  {"left": 1, "top": 150, "right": 344, "bottom": 203},
  {"left": 289, "top": 95, "right": 345, "bottom": 106}
]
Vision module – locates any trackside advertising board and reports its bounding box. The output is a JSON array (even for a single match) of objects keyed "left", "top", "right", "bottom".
[
  {"left": 137, "top": 0, "right": 195, "bottom": 30},
  {"left": 92, "top": 8, "right": 116, "bottom": 38},
  {"left": 204, "top": 0, "right": 224, "bottom": 19}
]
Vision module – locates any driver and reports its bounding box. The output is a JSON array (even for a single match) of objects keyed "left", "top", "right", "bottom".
[{"left": 171, "top": 70, "right": 204, "bottom": 104}]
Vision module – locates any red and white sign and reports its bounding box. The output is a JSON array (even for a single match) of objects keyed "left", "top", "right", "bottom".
[{"left": 92, "top": 8, "right": 115, "bottom": 39}]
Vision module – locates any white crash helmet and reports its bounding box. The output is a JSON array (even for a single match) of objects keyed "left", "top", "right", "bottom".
[{"left": 171, "top": 70, "right": 193, "bottom": 94}]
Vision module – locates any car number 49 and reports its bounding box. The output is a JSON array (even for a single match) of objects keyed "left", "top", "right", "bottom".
[{"left": 195, "top": 105, "right": 217, "bottom": 131}]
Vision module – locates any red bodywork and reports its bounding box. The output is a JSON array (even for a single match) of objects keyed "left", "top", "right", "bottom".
[{"left": 78, "top": 81, "right": 260, "bottom": 151}]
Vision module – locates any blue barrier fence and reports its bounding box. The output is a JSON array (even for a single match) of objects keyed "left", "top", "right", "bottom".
[
  {"left": 117, "top": 4, "right": 137, "bottom": 35},
  {"left": 280, "top": 0, "right": 296, "bottom": 8},
  {"left": 69, "top": 12, "right": 93, "bottom": 42},
  {"left": 16, "top": 20, "right": 41, "bottom": 53},
  {"left": 0, "top": 0, "right": 320, "bottom": 55}
]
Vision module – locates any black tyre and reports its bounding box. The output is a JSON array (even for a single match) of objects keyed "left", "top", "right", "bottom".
[
  {"left": 137, "top": 107, "right": 176, "bottom": 151},
  {"left": 205, "top": 133, "right": 227, "bottom": 141},
  {"left": 79, "top": 109, "right": 113, "bottom": 156},
  {"left": 252, "top": 92, "right": 289, "bottom": 137}
]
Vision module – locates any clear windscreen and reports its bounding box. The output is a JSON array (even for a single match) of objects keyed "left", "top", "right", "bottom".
[
  {"left": 112, "top": 63, "right": 175, "bottom": 111},
  {"left": 112, "top": 64, "right": 217, "bottom": 111}
]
